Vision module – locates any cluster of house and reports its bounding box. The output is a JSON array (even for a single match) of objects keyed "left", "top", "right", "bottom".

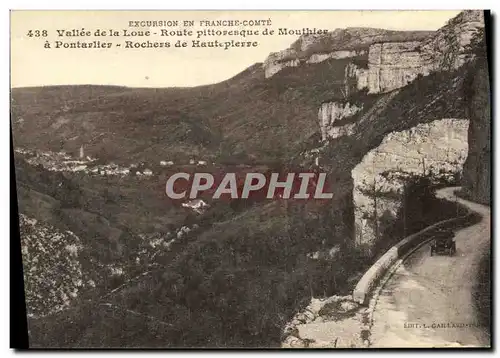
[
  {"left": 15, "top": 147, "right": 212, "bottom": 179},
  {"left": 160, "top": 159, "right": 208, "bottom": 166},
  {"left": 15, "top": 147, "right": 155, "bottom": 178}
]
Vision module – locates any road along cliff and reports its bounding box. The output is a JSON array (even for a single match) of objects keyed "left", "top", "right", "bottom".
[
  {"left": 370, "top": 187, "right": 490, "bottom": 347},
  {"left": 282, "top": 187, "right": 489, "bottom": 348}
]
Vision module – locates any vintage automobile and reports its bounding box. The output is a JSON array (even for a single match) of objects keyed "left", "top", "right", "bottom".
[{"left": 430, "top": 229, "right": 456, "bottom": 256}]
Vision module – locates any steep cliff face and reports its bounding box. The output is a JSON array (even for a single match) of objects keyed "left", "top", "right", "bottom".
[
  {"left": 366, "top": 41, "right": 432, "bottom": 93},
  {"left": 262, "top": 28, "right": 432, "bottom": 79},
  {"left": 309, "top": 13, "right": 488, "bottom": 249},
  {"left": 462, "top": 57, "right": 491, "bottom": 204},
  {"left": 318, "top": 101, "right": 362, "bottom": 140},
  {"left": 344, "top": 63, "right": 369, "bottom": 95},
  {"left": 306, "top": 50, "right": 363, "bottom": 64},
  {"left": 364, "top": 10, "right": 484, "bottom": 93},
  {"left": 264, "top": 11, "right": 485, "bottom": 95},
  {"left": 263, "top": 49, "right": 364, "bottom": 78},
  {"left": 351, "top": 118, "right": 469, "bottom": 246},
  {"left": 421, "top": 10, "right": 485, "bottom": 71},
  {"left": 263, "top": 49, "right": 302, "bottom": 78}
]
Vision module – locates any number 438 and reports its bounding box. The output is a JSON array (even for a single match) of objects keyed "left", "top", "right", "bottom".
[{"left": 26, "top": 30, "right": 48, "bottom": 37}]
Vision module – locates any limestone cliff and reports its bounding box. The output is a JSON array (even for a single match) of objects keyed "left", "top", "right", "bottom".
[
  {"left": 344, "top": 63, "right": 369, "bottom": 95},
  {"left": 311, "top": 60, "right": 485, "bottom": 252},
  {"left": 421, "top": 10, "right": 485, "bottom": 71},
  {"left": 366, "top": 41, "right": 433, "bottom": 93},
  {"left": 318, "top": 101, "right": 362, "bottom": 141},
  {"left": 351, "top": 118, "right": 469, "bottom": 245},
  {"left": 262, "top": 28, "right": 432, "bottom": 79},
  {"left": 364, "top": 10, "right": 485, "bottom": 93},
  {"left": 263, "top": 11, "right": 485, "bottom": 94},
  {"left": 263, "top": 49, "right": 301, "bottom": 78},
  {"left": 462, "top": 50, "right": 491, "bottom": 204}
]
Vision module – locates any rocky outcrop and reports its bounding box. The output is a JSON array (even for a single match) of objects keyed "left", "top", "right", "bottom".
[
  {"left": 344, "top": 63, "right": 369, "bottom": 95},
  {"left": 263, "top": 28, "right": 432, "bottom": 79},
  {"left": 264, "top": 11, "right": 485, "bottom": 94},
  {"left": 263, "top": 49, "right": 364, "bottom": 78},
  {"left": 421, "top": 10, "right": 485, "bottom": 72},
  {"left": 318, "top": 101, "right": 362, "bottom": 140},
  {"left": 306, "top": 50, "right": 363, "bottom": 64},
  {"left": 462, "top": 57, "right": 490, "bottom": 205},
  {"left": 19, "top": 214, "right": 91, "bottom": 317},
  {"left": 365, "top": 11, "right": 484, "bottom": 93},
  {"left": 281, "top": 295, "right": 362, "bottom": 348},
  {"left": 366, "top": 41, "right": 433, "bottom": 93},
  {"left": 351, "top": 118, "right": 469, "bottom": 246},
  {"left": 263, "top": 50, "right": 301, "bottom": 78}
]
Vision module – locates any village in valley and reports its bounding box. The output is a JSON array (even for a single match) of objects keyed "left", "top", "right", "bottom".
[
  {"left": 14, "top": 145, "right": 213, "bottom": 215},
  {"left": 15, "top": 145, "right": 209, "bottom": 178}
]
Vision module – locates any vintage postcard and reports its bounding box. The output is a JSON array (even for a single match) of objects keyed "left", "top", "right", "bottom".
[{"left": 10, "top": 10, "right": 491, "bottom": 348}]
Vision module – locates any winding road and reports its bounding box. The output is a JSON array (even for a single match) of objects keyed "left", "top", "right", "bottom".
[{"left": 370, "top": 187, "right": 491, "bottom": 348}]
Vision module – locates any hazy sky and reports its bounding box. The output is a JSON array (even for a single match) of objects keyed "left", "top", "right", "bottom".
[{"left": 10, "top": 10, "right": 461, "bottom": 88}]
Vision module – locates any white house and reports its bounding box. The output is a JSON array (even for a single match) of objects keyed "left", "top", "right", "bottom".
[
  {"left": 73, "top": 165, "right": 87, "bottom": 172},
  {"left": 143, "top": 169, "right": 153, "bottom": 176},
  {"left": 181, "top": 199, "right": 210, "bottom": 214}
]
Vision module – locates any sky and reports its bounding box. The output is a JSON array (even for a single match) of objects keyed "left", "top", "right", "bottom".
[{"left": 10, "top": 10, "right": 462, "bottom": 88}]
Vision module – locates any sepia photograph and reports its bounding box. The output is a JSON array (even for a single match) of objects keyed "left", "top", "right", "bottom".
[{"left": 10, "top": 9, "right": 491, "bottom": 349}]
